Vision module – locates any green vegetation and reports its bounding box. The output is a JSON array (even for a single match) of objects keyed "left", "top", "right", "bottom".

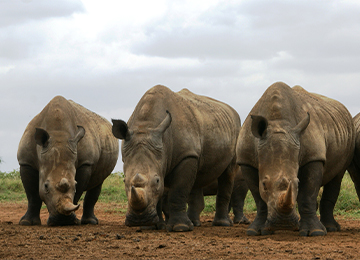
[
  {"left": 1, "top": 169, "right": 360, "bottom": 219},
  {"left": 0, "top": 169, "right": 26, "bottom": 201},
  {"left": 97, "top": 172, "right": 127, "bottom": 203}
]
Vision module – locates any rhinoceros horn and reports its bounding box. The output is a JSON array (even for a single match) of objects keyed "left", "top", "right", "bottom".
[
  {"left": 133, "top": 173, "right": 146, "bottom": 187},
  {"left": 57, "top": 178, "right": 70, "bottom": 193},
  {"left": 279, "top": 180, "right": 293, "bottom": 212},
  {"left": 130, "top": 186, "right": 148, "bottom": 211},
  {"left": 60, "top": 201, "right": 80, "bottom": 215}
]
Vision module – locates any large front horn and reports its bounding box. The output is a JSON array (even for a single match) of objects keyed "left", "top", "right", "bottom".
[
  {"left": 130, "top": 186, "right": 148, "bottom": 211},
  {"left": 279, "top": 181, "right": 294, "bottom": 213},
  {"left": 60, "top": 201, "right": 80, "bottom": 215}
]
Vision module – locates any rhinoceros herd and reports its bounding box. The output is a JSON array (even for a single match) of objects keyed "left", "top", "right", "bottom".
[{"left": 17, "top": 82, "right": 360, "bottom": 237}]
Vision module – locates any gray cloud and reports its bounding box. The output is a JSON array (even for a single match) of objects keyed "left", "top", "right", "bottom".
[
  {"left": 132, "top": 0, "right": 360, "bottom": 74},
  {"left": 0, "top": 0, "right": 84, "bottom": 28}
]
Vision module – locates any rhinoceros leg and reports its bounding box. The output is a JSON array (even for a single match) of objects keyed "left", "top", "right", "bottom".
[
  {"left": 166, "top": 158, "right": 197, "bottom": 232},
  {"left": 212, "top": 162, "right": 235, "bottom": 227},
  {"left": 81, "top": 182, "right": 103, "bottom": 225},
  {"left": 156, "top": 198, "right": 167, "bottom": 230},
  {"left": 319, "top": 171, "right": 344, "bottom": 232},
  {"left": 74, "top": 165, "right": 102, "bottom": 225},
  {"left": 187, "top": 187, "right": 205, "bottom": 227},
  {"left": 241, "top": 165, "right": 268, "bottom": 235},
  {"left": 231, "top": 178, "right": 250, "bottom": 224},
  {"left": 19, "top": 165, "right": 42, "bottom": 225},
  {"left": 298, "top": 161, "right": 327, "bottom": 236},
  {"left": 348, "top": 161, "right": 360, "bottom": 200}
]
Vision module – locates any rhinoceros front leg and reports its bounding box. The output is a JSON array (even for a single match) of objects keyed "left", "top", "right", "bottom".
[
  {"left": 319, "top": 171, "right": 344, "bottom": 232},
  {"left": 187, "top": 187, "right": 205, "bottom": 227},
  {"left": 241, "top": 165, "right": 268, "bottom": 235},
  {"left": 231, "top": 178, "right": 250, "bottom": 224},
  {"left": 19, "top": 165, "right": 42, "bottom": 225},
  {"left": 81, "top": 182, "right": 103, "bottom": 225},
  {"left": 73, "top": 165, "right": 92, "bottom": 224},
  {"left": 298, "top": 161, "right": 327, "bottom": 236},
  {"left": 166, "top": 157, "right": 197, "bottom": 232},
  {"left": 212, "top": 162, "right": 235, "bottom": 227},
  {"left": 348, "top": 161, "right": 360, "bottom": 201}
]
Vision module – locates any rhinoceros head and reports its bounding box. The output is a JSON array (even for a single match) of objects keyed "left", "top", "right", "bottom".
[
  {"left": 35, "top": 126, "right": 84, "bottom": 224},
  {"left": 112, "top": 111, "right": 172, "bottom": 227},
  {"left": 251, "top": 112, "right": 310, "bottom": 231}
]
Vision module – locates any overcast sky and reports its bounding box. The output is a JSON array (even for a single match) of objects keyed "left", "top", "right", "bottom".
[{"left": 1, "top": 0, "right": 360, "bottom": 172}]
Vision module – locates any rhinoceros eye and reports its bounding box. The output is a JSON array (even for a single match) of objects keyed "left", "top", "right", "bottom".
[
  {"left": 44, "top": 183, "right": 50, "bottom": 194},
  {"left": 262, "top": 181, "right": 267, "bottom": 190}
]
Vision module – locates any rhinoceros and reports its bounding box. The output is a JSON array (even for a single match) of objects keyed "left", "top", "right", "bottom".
[
  {"left": 17, "top": 96, "right": 119, "bottom": 226},
  {"left": 348, "top": 113, "right": 360, "bottom": 198},
  {"left": 112, "top": 85, "right": 241, "bottom": 232},
  {"left": 236, "top": 82, "right": 355, "bottom": 236}
]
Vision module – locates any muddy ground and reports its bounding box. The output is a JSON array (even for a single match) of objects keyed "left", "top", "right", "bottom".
[{"left": 1, "top": 202, "right": 360, "bottom": 259}]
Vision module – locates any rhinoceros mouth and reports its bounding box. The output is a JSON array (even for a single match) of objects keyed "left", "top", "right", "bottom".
[
  {"left": 264, "top": 212, "right": 300, "bottom": 232},
  {"left": 47, "top": 212, "right": 80, "bottom": 226},
  {"left": 125, "top": 209, "right": 159, "bottom": 227}
]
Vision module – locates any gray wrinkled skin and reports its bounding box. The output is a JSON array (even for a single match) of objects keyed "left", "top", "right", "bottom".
[
  {"left": 237, "top": 82, "right": 355, "bottom": 236},
  {"left": 112, "top": 85, "right": 241, "bottom": 232},
  {"left": 17, "top": 96, "right": 119, "bottom": 226}
]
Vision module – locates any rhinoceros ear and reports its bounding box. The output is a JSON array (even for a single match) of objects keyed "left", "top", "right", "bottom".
[
  {"left": 250, "top": 115, "right": 268, "bottom": 139},
  {"left": 34, "top": 128, "right": 50, "bottom": 148},
  {"left": 292, "top": 112, "right": 310, "bottom": 137},
  {"left": 72, "top": 126, "right": 85, "bottom": 143},
  {"left": 154, "top": 110, "right": 172, "bottom": 135},
  {"left": 112, "top": 119, "right": 130, "bottom": 140}
]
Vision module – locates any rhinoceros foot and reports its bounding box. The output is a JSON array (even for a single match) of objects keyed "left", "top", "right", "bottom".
[
  {"left": 234, "top": 214, "right": 250, "bottom": 225},
  {"left": 81, "top": 216, "right": 98, "bottom": 225},
  {"left": 299, "top": 216, "right": 327, "bottom": 237},
  {"left": 19, "top": 214, "right": 41, "bottom": 226},
  {"left": 191, "top": 219, "right": 201, "bottom": 227},
  {"left": 166, "top": 214, "right": 194, "bottom": 232},
  {"left": 167, "top": 223, "right": 194, "bottom": 232},
  {"left": 212, "top": 215, "right": 233, "bottom": 227},
  {"left": 156, "top": 221, "right": 167, "bottom": 230},
  {"left": 320, "top": 217, "right": 341, "bottom": 232},
  {"left": 245, "top": 226, "right": 275, "bottom": 236},
  {"left": 47, "top": 212, "right": 80, "bottom": 226}
]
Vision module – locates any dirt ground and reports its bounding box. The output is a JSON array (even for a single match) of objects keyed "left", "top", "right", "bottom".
[{"left": 1, "top": 202, "right": 360, "bottom": 259}]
